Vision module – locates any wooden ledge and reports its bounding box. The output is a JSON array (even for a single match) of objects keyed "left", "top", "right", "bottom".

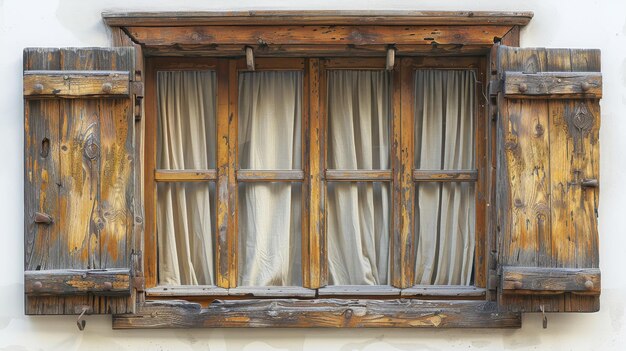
[
  {"left": 113, "top": 299, "right": 522, "bottom": 329},
  {"left": 103, "top": 10, "right": 533, "bottom": 27}
]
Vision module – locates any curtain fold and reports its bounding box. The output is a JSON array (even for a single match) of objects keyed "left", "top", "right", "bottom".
[
  {"left": 326, "top": 70, "right": 391, "bottom": 285},
  {"left": 238, "top": 71, "right": 303, "bottom": 286},
  {"left": 414, "top": 70, "right": 475, "bottom": 285},
  {"left": 156, "top": 71, "right": 216, "bottom": 285}
]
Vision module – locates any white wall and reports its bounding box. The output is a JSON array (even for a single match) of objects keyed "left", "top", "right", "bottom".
[{"left": 1, "top": 1, "right": 625, "bottom": 350}]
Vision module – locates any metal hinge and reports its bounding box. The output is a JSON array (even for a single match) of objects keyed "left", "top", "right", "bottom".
[
  {"left": 489, "top": 78, "right": 502, "bottom": 97},
  {"left": 132, "top": 81, "right": 144, "bottom": 121}
]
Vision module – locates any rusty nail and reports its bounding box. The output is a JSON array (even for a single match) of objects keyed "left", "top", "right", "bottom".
[
  {"left": 581, "top": 82, "right": 591, "bottom": 92},
  {"left": 518, "top": 83, "right": 528, "bottom": 93},
  {"left": 512, "top": 281, "right": 523, "bottom": 289},
  {"left": 102, "top": 82, "right": 113, "bottom": 93},
  {"left": 345, "top": 309, "right": 353, "bottom": 319},
  {"left": 33, "top": 281, "right": 43, "bottom": 290},
  {"left": 33, "top": 83, "right": 44, "bottom": 94},
  {"left": 584, "top": 280, "right": 594, "bottom": 290},
  {"left": 103, "top": 281, "right": 113, "bottom": 290}
]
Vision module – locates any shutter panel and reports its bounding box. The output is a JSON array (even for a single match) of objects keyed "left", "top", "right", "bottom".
[
  {"left": 24, "top": 48, "right": 136, "bottom": 315},
  {"left": 495, "top": 45, "right": 601, "bottom": 312}
]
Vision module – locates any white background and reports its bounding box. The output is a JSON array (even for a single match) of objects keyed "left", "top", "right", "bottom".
[{"left": 1, "top": 1, "right": 625, "bottom": 350}]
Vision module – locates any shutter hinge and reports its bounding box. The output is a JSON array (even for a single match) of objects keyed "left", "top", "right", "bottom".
[
  {"left": 489, "top": 78, "right": 502, "bottom": 97},
  {"left": 132, "top": 277, "right": 145, "bottom": 292},
  {"left": 488, "top": 269, "right": 499, "bottom": 290},
  {"left": 132, "top": 81, "right": 144, "bottom": 121}
]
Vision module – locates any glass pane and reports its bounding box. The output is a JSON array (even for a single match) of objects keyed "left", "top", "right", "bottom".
[
  {"left": 327, "top": 70, "right": 391, "bottom": 170},
  {"left": 414, "top": 182, "right": 475, "bottom": 285},
  {"left": 238, "top": 71, "right": 302, "bottom": 170},
  {"left": 327, "top": 182, "right": 390, "bottom": 285},
  {"left": 414, "top": 70, "right": 474, "bottom": 170},
  {"left": 238, "top": 183, "right": 302, "bottom": 286},
  {"left": 157, "top": 71, "right": 217, "bottom": 170},
  {"left": 157, "top": 182, "right": 216, "bottom": 285}
]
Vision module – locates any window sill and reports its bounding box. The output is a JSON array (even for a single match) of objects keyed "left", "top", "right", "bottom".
[{"left": 113, "top": 298, "right": 520, "bottom": 329}]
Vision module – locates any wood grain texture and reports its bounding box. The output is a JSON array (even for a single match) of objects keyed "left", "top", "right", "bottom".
[
  {"left": 326, "top": 170, "right": 392, "bottom": 181},
  {"left": 103, "top": 11, "right": 533, "bottom": 26},
  {"left": 495, "top": 45, "right": 601, "bottom": 312},
  {"left": 236, "top": 170, "right": 304, "bottom": 181},
  {"left": 503, "top": 71, "right": 602, "bottom": 98},
  {"left": 23, "top": 47, "right": 135, "bottom": 315},
  {"left": 24, "top": 71, "right": 130, "bottom": 97},
  {"left": 501, "top": 267, "right": 600, "bottom": 294},
  {"left": 127, "top": 25, "right": 511, "bottom": 47},
  {"left": 412, "top": 170, "right": 478, "bottom": 182},
  {"left": 113, "top": 299, "right": 521, "bottom": 329},
  {"left": 25, "top": 269, "right": 130, "bottom": 296}
]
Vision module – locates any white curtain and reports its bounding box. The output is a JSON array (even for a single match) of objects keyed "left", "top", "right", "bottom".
[
  {"left": 156, "top": 71, "right": 216, "bottom": 285},
  {"left": 414, "top": 70, "right": 475, "bottom": 285},
  {"left": 238, "top": 71, "right": 302, "bottom": 286},
  {"left": 326, "top": 70, "right": 391, "bottom": 285}
]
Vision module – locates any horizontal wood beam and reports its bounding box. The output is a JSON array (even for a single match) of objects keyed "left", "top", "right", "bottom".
[
  {"left": 127, "top": 25, "right": 511, "bottom": 47},
  {"left": 23, "top": 70, "right": 129, "bottom": 97},
  {"left": 501, "top": 267, "right": 601, "bottom": 295},
  {"left": 318, "top": 285, "right": 400, "bottom": 296},
  {"left": 24, "top": 269, "right": 131, "bottom": 296},
  {"left": 503, "top": 71, "right": 602, "bottom": 98},
  {"left": 143, "top": 44, "right": 493, "bottom": 57},
  {"left": 401, "top": 286, "right": 486, "bottom": 298},
  {"left": 103, "top": 11, "right": 533, "bottom": 27},
  {"left": 326, "top": 169, "right": 392, "bottom": 181},
  {"left": 154, "top": 170, "right": 217, "bottom": 182},
  {"left": 413, "top": 170, "right": 478, "bottom": 182},
  {"left": 237, "top": 170, "right": 304, "bottom": 182},
  {"left": 113, "top": 299, "right": 522, "bottom": 328}
]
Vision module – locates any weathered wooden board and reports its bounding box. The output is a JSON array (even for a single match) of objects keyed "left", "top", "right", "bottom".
[
  {"left": 113, "top": 299, "right": 521, "bottom": 329},
  {"left": 24, "top": 47, "right": 135, "bottom": 315},
  {"left": 154, "top": 170, "right": 217, "bottom": 182},
  {"left": 413, "top": 170, "right": 478, "bottom": 182},
  {"left": 127, "top": 25, "right": 512, "bottom": 47},
  {"left": 25, "top": 269, "right": 131, "bottom": 296},
  {"left": 24, "top": 71, "right": 130, "bottom": 97},
  {"left": 501, "top": 267, "right": 600, "bottom": 294},
  {"left": 503, "top": 71, "right": 602, "bottom": 98},
  {"left": 325, "top": 170, "right": 392, "bottom": 181},
  {"left": 495, "top": 45, "right": 601, "bottom": 312}
]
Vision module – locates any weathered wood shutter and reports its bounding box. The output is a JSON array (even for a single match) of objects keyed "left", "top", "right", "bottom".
[
  {"left": 24, "top": 48, "right": 136, "bottom": 315},
  {"left": 494, "top": 45, "right": 601, "bottom": 312}
]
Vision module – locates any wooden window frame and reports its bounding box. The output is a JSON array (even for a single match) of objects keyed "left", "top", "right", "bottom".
[{"left": 105, "top": 11, "right": 531, "bottom": 328}]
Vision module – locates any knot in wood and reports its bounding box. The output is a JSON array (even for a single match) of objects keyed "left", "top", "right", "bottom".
[
  {"left": 344, "top": 308, "right": 353, "bottom": 319},
  {"left": 84, "top": 137, "right": 100, "bottom": 160},
  {"left": 535, "top": 123, "right": 544, "bottom": 136}
]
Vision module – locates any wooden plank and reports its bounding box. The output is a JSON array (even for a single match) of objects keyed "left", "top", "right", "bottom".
[
  {"left": 143, "top": 44, "right": 493, "bottom": 57},
  {"left": 216, "top": 59, "right": 230, "bottom": 288},
  {"left": 113, "top": 299, "right": 521, "bottom": 329},
  {"left": 401, "top": 286, "right": 486, "bottom": 298},
  {"left": 236, "top": 170, "right": 304, "bottom": 182},
  {"left": 389, "top": 59, "right": 403, "bottom": 288},
  {"left": 24, "top": 71, "right": 130, "bottom": 97},
  {"left": 127, "top": 25, "right": 512, "bottom": 47},
  {"left": 318, "top": 285, "right": 401, "bottom": 297},
  {"left": 325, "top": 170, "right": 392, "bottom": 181},
  {"left": 25, "top": 269, "right": 131, "bottom": 296},
  {"left": 413, "top": 170, "right": 478, "bottom": 182},
  {"left": 501, "top": 267, "right": 600, "bottom": 294},
  {"left": 103, "top": 11, "right": 533, "bottom": 26},
  {"left": 503, "top": 71, "right": 602, "bottom": 98},
  {"left": 474, "top": 57, "right": 488, "bottom": 290},
  {"left": 319, "top": 60, "right": 329, "bottom": 286},
  {"left": 144, "top": 58, "right": 158, "bottom": 288},
  {"left": 154, "top": 169, "right": 217, "bottom": 182},
  {"left": 301, "top": 58, "right": 311, "bottom": 288},
  {"left": 227, "top": 59, "right": 239, "bottom": 287}
]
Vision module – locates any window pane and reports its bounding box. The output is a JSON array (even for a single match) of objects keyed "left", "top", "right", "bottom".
[
  {"left": 238, "top": 183, "right": 302, "bottom": 286},
  {"left": 238, "top": 71, "right": 302, "bottom": 170},
  {"left": 414, "top": 70, "right": 474, "bottom": 170},
  {"left": 327, "top": 70, "right": 391, "bottom": 170},
  {"left": 157, "top": 182, "right": 216, "bottom": 285},
  {"left": 327, "top": 182, "right": 390, "bottom": 285},
  {"left": 414, "top": 182, "right": 475, "bottom": 285},
  {"left": 157, "top": 71, "right": 216, "bottom": 170}
]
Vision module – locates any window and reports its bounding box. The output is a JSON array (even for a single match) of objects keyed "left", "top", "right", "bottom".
[{"left": 23, "top": 11, "right": 602, "bottom": 329}]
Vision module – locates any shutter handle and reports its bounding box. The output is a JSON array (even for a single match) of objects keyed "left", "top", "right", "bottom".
[
  {"left": 34, "top": 211, "right": 53, "bottom": 225},
  {"left": 581, "top": 179, "right": 599, "bottom": 188}
]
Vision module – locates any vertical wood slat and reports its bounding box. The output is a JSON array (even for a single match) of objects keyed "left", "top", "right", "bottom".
[
  {"left": 474, "top": 58, "right": 487, "bottom": 289},
  {"left": 216, "top": 60, "right": 231, "bottom": 288},
  {"left": 227, "top": 60, "right": 239, "bottom": 287},
  {"left": 305, "top": 58, "right": 323, "bottom": 288},
  {"left": 144, "top": 58, "right": 157, "bottom": 288},
  {"left": 319, "top": 60, "right": 329, "bottom": 285},
  {"left": 496, "top": 45, "right": 601, "bottom": 312},
  {"left": 24, "top": 47, "right": 135, "bottom": 314}
]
